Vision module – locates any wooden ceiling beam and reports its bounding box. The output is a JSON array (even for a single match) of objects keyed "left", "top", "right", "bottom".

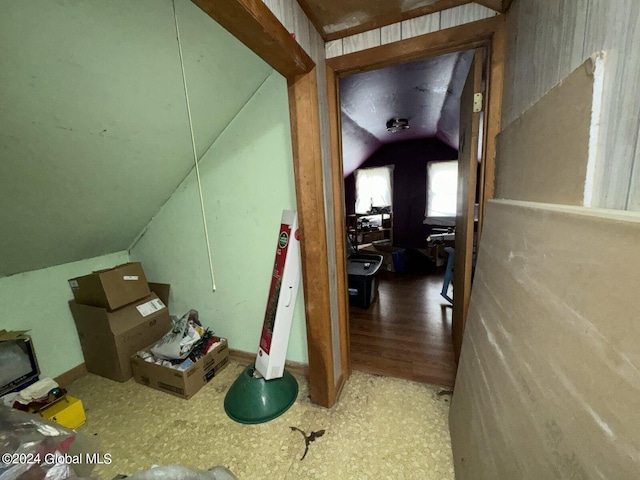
[
  {"left": 474, "top": 0, "right": 513, "bottom": 13},
  {"left": 192, "top": 0, "right": 314, "bottom": 78}
]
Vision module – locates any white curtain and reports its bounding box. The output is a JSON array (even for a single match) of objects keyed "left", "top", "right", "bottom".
[
  {"left": 424, "top": 160, "right": 458, "bottom": 225},
  {"left": 355, "top": 166, "right": 393, "bottom": 214}
]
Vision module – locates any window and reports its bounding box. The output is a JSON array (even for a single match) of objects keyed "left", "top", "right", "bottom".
[
  {"left": 424, "top": 160, "right": 458, "bottom": 225},
  {"left": 355, "top": 166, "right": 393, "bottom": 214}
]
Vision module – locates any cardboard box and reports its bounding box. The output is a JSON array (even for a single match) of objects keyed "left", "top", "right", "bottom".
[
  {"left": 0, "top": 330, "right": 40, "bottom": 396},
  {"left": 359, "top": 244, "right": 404, "bottom": 272},
  {"left": 131, "top": 338, "right": 229, "bottom": 400},
  {"left": 39, "top": 395, "right": 86, "bottom": 429},
  {"left": 68, "top": 262, "right": 150, "bottom": 310},
  {"left": 69, "top": 293, "right": 171, "bottom": 382}
]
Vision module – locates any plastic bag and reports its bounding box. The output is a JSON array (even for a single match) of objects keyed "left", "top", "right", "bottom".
[
  {"left": 151, "top": 310, "right": 203, "bottom": 360},
  {"left": 126, "top": 465, "right": 237, "bottom": 480},
  {"left": 0, "top": 404, "right": 96, "bottom": 480}
]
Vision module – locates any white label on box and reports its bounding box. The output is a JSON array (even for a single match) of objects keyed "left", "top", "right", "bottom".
[
  {"left": 123, "top": 275, "right": 139, "bottom": 281},
  {"left": 136, "top": 298, "right": 166, "bottom": 317},
  {"left": 68, "top": 280, "right": 79, "bottom": 291}
]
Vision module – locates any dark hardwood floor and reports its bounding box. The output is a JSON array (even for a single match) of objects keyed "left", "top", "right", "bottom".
[{"left": 349, "top": 269, "right": 456, "bottom": 388}]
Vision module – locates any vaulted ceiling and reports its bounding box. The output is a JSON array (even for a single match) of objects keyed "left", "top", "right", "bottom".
[
  {"left": 298, "top": 0, "right": 513, "bottom": 40},
  {"left": 0, "top": 0, "right": 272, "bottom": 277},
  {"left": 340, "top": 50, "right": 474, "bottom": 177}
]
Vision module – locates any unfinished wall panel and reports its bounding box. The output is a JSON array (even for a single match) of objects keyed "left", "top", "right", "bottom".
[
  {"left": 450, "top": 199, "right": 640, "bottom": 480},
  {"left": 501, "top": 0, "right": 640, "bottom": 211},
  {"left": 495, "top": 59, "right": 595, "bottom": 205}
]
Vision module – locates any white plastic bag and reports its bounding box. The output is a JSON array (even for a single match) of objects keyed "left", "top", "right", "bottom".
[{"left": 150, "top": 310, "right": 202, "bottom": 360}]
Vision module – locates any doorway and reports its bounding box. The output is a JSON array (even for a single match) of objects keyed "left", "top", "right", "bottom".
[
  {"left": 327, "top": 17, "right": 505, "bottom": 390},
  {"left": 340, "top": 50, "right": 477, "bottom": 388}
]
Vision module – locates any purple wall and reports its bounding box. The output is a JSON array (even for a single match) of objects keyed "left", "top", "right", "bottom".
[{"left": 344, "top": 138, "right": 458, "bottom": 249}]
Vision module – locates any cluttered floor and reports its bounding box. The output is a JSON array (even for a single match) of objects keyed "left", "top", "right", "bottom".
[{"left": 67, "top": 362, "right": 454, "bottom": 479}]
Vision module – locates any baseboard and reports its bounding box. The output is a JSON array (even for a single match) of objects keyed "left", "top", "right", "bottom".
[
  {"left": 54, "top": 363, "right": 87, "bottom": 387},
  {"left": 229, "top": 349, "right": 308, "bottom": 377}
]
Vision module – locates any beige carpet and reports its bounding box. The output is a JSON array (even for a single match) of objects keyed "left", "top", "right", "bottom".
[{"left": 67, "top": 362, "right": 454, "bottom": 479}]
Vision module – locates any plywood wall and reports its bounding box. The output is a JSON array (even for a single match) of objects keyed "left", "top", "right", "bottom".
[
  {"left": 450, "top": 200, "right": 640, "bottom": 479},
  {"left": 501, "top": 0, "right": 640, "bottom": 211},
  {"left": 494, "top": 59, "right": 595, "bottom": 205},
  {"left": 325, "top": 3, "right": 498, "bottom": 57},
  {"left": 261, "top": 0, "right": 344, "bottom": 383}
]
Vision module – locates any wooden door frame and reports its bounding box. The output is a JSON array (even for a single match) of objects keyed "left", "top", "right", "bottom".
[
  {"left": 326, "top": 15, "right": 506, "bottom": 380},
  {"left": 192, "top": 0, "right": 504, "bottom": 406},
  {"left": 193, "top": 0, "right": 339, "bottom": 407}
]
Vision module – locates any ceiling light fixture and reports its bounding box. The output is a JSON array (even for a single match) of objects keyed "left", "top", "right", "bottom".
[{"left": 386, "top": 118, "right": 410, "bottom": 133}]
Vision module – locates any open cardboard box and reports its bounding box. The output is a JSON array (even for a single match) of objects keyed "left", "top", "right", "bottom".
[
  {"left": 131, "top": 338, "right": 229, "bottom": 400},
  {"left": 68, "top": 262, "right": 150, "bottom": 311}
]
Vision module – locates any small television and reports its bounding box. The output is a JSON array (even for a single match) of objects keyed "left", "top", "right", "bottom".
[{"left": 0, "top": 331, "right": 40, "bottom": 397}]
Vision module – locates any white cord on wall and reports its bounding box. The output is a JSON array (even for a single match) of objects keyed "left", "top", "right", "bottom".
[{"left": 172, "top": 0, "right": 217, "bottom": 292}]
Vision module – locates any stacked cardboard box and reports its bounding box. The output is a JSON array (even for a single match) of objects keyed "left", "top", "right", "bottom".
[{"left": 68, "top": 263, "right": 171, "bottom": 382}]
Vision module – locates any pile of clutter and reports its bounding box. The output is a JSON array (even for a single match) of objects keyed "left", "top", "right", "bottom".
[
  {"left": 136, "top": 310, "right": 223, "bottom": 371},
  {"left": 3, "top": 378, "right": 64, "bottom": 411}
]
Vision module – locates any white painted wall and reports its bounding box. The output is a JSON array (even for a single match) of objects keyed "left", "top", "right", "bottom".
[{"left": 0, "top": 251, "right": 129, "bottom": 379}]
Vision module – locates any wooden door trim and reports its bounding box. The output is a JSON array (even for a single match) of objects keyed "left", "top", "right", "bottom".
[
  {"left": 193, "top": 0, "right": 338, "bottom": 407},
  {"left": 326, "top": 16, "right": 505, "bottom": 380}
]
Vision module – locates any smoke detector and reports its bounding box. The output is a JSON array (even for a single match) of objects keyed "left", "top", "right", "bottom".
[{"left": 386, "top": 118, "right": 410, "bottom": 133}]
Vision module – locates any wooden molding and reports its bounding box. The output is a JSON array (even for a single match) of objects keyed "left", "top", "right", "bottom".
[
  {"left": 54, "top": 363, "right": 87, "bottom": 387},
  {"left": 321, "top": 0, "right": 472, "bottom": 42},
  {"left": 474, "top": 0, "right": 510, "bottom": 13},
  {"left": 326, "top": 14, "right": 506, "bottom": 381},
  {"left": 326, "top": 64, "right": 351, "bottom": 382},
  {"left": 288, "top": 70, "right": 338, "bottom": 408},
  {"left": 192, "top": 0, "right": 314, "bottom": 78},
  {"left": 327, "top": 16, "right": 503, "bottom": 75},
  {"left": 229, "top": 349, "right": 309, "bottom": 377}
]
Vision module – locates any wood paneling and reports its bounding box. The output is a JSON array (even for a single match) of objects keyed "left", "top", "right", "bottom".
[
  {"left": 380, "top": 23, "right": 402, "bottom": 45},
  {"left": 495, "top": 59, "right": 595, "bottom": 205},
  {"left": 192, "top": 0, "right": 313, "bottom": 78},
  {"left": 450, "top": 199, "right": 640, "bottom": 479},
  {"left": 501, "top": 0, "right": 640, "bottom": 211},
  {"left": 326, "top": 4, "right": 498, "bottom": 58},
  {"left": 401, "top": 12, "right": 441, "bottom": 38},
  {"left": 441, "top": 3, "right": 497, "bottom": 29},
  {"left": 342, "top": 30, "right": 381, "bottom": 55}
]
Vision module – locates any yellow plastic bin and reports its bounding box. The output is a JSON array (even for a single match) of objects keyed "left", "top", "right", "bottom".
[{"left": 39, "top": 395, "right": 86, "bottom": 429}]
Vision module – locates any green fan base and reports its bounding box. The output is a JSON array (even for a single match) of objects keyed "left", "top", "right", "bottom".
[{"left": 224, "top": 363, "right": 298, "bottom": 424}]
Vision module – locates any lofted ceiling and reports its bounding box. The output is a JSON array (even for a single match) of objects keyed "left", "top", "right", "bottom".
[
  {"left": 0, "top": 0, "right": 272, "bottom": 277},
  {"left": 298, "top": 0, "right": 513, "bottom": 40},
  {"left": 340, "top": 50, "right": 474, "bottom": 177}
]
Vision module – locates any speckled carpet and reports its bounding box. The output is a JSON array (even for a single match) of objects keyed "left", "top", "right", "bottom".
[{"left": 67, "top": 362, "right": 454, "bottom": 479}]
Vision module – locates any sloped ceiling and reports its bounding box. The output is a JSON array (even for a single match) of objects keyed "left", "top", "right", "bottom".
[
  {"left": 0, "top": 0, "right": 273, "bottom": 277},
  {"left": 340, "top": 50, "right": 473, "bottom": 176}
]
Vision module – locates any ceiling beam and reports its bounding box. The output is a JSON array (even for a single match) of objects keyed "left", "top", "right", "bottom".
[
  {"left": 192, "top": 0, "right": 314, "bottom": 78},
  {"left": 321, "top": 0, "right": 472, "bottom": 41},
  {"left": 474, "top": 0, "right": 513, "bottom": 13}
]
